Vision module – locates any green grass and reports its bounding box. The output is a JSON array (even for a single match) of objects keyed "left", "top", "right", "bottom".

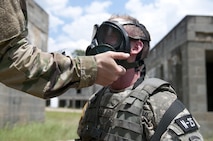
[
  {"left": 0, "top": 110, "right": 212, "bottom": 141},
  {"left": 206, "top": 136, "right": 213, "bottom": 141},
  {"left": 0, "top": 111, "right": 81, "bottom": 141}
]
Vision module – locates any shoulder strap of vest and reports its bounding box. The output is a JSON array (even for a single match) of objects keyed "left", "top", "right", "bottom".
[
  {"left": 134, "top": 78, "right": 172, "bottom": 95},
  {"left": 128, "top": 78, "right": 173, "bottom": 109}
]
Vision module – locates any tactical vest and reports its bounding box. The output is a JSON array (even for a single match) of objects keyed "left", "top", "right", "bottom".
[{"left": 79, "top": 78, "right": 177, "bottom": 141}]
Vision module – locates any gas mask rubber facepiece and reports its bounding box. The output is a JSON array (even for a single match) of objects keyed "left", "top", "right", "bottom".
[{"left": 86, "top": 19, "right": 150, "bottom": 69}]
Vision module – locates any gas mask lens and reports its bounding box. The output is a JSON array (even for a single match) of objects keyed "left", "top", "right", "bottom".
[{"left": 97, "top": 24, "right": 123, "bottom": 49}]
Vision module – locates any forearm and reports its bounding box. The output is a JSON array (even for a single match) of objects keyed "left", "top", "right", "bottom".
[{"left": 0, "top": 38, "right": 97, "bottom": 99}]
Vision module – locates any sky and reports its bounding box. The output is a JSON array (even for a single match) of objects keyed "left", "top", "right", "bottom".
[{"left": 34, "top": 0, "right": 213, "bottom": 53}]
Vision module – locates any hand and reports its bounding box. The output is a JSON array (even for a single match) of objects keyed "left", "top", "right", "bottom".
[{"left": 94, "top": 51, "right": 130, "bottom": 86}]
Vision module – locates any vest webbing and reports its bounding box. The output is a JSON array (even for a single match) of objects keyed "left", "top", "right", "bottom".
[{"left": 80, "top": 78, "right": 176, "bottom": 141}]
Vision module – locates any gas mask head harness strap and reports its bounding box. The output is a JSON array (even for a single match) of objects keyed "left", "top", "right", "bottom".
[{"left": 86, "top": 18, "right": 151, "bottom": 69}]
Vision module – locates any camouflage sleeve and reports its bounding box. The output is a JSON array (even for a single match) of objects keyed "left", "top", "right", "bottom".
[
  {"left": 142, "top": 89, "right": 203, "bottom": 140},
  {"left": 0, "top": 38, "right": 97, "bottom": 99},
  {"left": 0, "top": 0, "right": 97, "bottom": 98},
  {"left": 160, "top": 108, "right": 204, "bottom": 141}
]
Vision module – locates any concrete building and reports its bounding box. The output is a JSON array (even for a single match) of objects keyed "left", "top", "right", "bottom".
[
  {"left": 145, "top": 15, "right": 213, "bottom": 138},
  {"left": 0, "top": 0, "right": 48, "bottom": 128},
  {"left": 47, "top": 85, "right": 102, "bottom": 109}
]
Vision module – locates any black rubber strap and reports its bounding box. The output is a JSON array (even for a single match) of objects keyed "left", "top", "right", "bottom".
[{"left": 150, "top": 99, "right": 185, "bottom": 141}]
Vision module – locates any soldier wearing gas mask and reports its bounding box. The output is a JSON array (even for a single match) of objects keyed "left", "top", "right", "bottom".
[
  {"left": 77, "top": 15, "right": 203, "bottom": 141},
  {"left": 86, "top": 14, "right": 150, "bottom": 70}
]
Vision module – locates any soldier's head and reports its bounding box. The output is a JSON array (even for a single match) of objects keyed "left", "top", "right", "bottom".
[
  {"left": 86, "top": 14, "right": 151, "bottom": 70},
  {"left": 108, "top": 15, "right": 151, "bottom": 60}
]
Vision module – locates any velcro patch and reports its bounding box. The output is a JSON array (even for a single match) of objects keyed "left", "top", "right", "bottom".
[{"left": 175, "top": 114, "right": 198, "bottom": 133}]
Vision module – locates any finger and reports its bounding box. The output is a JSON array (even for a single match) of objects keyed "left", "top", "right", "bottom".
[{"left": 108, "top": 51, "right": 130, "bottom": 60}]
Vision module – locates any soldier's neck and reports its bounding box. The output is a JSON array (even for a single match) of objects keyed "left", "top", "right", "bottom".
[{"left": 109, "top": 68, "right": 140, "bottom": 91}]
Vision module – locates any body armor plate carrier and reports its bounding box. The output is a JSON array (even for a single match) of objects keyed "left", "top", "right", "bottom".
[{"left": 79, "top": 78, "right": 177, "bottom": 141}]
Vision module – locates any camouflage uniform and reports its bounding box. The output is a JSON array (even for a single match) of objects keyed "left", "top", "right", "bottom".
[
  {"left": 77, "top": 78, "right": 203, "bottom": 141},
  {"left": 0, "top": 0, "right": 97, "bottom": 99}
]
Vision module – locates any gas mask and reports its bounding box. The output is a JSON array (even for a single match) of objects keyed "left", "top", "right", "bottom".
[{"left": 86, "top": 19, "right": 150, "bottom": 69}]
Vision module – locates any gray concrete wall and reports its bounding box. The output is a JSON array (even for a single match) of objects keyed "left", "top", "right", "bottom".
[
  {"left": 145, "top": 15, "right": 213, "bottom": 138},
  {"left": 57, "top": 84, "right": 102, "bottom": 108},
  {"left": 0, "top": 0, "right": 48, "bottom": 128}
]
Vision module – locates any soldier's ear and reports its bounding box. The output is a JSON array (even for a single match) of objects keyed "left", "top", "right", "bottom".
[{"left": 131, "top": 40, "right": 143, "bottom": 55}]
